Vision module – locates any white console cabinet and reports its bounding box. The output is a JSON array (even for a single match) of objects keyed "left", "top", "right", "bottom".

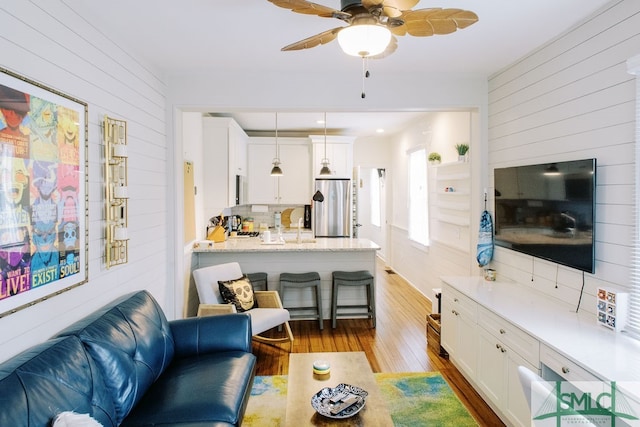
[
  {"left": 440, "top": 276, "right": 640, "bottom": 427},
  {"left": 476, "top": 306, "right": 538, "bottom": 427},
  {"left": 441, "top": 284, "right": 477, "bottom": 379}
]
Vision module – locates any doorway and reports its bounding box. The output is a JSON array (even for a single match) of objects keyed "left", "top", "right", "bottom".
[{"left": 355, "top": 166, "right": 387, "bottom": 260}]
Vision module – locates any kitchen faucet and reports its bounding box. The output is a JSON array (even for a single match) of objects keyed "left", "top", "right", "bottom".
[{"left": 297, "top": 218, "right": 303, "bottom": 244}]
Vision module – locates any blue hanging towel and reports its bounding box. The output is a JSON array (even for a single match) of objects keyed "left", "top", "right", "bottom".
[{"left": 477, "top": 210, "right": 494, "bottom": 267}]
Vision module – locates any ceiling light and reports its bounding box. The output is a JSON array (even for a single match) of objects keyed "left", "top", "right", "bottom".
[
  {"left": 337, "top": 24, "right": 391, "bottom": 57},
  {"left": 319, "top": 112, "right": 332, "bottom": 176},
  {"left": 376, "top": 128, "right": 384, "bottom": 133},
  {"left": 270, "top": 113, "right": 283, "bottom": 176}
]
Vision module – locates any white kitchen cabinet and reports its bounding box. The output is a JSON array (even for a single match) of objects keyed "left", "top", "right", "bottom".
[
  {"left": 231, "top": 123, "right": 247, "bottom": 176},
  {"left": 247, "top": 138, "right": 311, "bottom": 204},
  {"left": 476, "top": 306, "right": 539, "bottom": 427},
  {"left": 202, "top": 117, "right": 249, "bottom": 215},
  {"left": 310, "top": 135, "right": 355, "bottom": 179},
  {"left": 441, "top": 284, "right": 477, "bottom": 379}
]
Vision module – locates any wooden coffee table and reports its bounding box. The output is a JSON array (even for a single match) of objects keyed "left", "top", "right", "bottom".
[{"left": 284, "top": 352, "right": 394, "bottom": 426}]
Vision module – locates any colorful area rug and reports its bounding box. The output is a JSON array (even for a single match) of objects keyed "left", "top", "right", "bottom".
[{"left": 244, "top": 372, "right": 478, "bottom": 426}]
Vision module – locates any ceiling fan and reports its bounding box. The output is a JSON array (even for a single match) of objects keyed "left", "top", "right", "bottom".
[{"left": 267, "top": 0, "right": 479, "bottom": 59}]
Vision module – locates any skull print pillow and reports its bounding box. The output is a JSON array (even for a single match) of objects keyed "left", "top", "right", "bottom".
[{"left": 218, "top": 275, "right": 258, "bottom": 312}]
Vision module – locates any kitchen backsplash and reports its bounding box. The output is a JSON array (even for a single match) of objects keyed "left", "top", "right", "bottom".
[{"left": 229, "top": 205, "right": 309, "bottom": 229}]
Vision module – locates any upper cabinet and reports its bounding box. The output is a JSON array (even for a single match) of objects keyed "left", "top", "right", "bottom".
[
  {"left": 247, "top": 138, "right": 311, "bottom": 204},
  {"left": 229, "top": 121, "right": 248, "bottom": 177},
  {"left": 310, "top": 135, "right": 355, "bottom": 179},
  {"left": 202, "top": 117, "right": 248, "bottom": 214}
]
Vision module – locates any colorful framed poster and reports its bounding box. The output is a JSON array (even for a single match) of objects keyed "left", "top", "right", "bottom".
[{"left": 0, "top": 67, "right": 88, "bottom": 318}]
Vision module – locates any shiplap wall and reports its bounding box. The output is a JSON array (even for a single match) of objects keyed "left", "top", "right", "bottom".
[
  {"left": 488, "top": 0, "right": 640, "bottom": 315},
  {"left": 385, "top": 111, "right": 482, "bottom": 298},
  {"left": 0, "top": 1, "right": 169, "bottom": 362}
]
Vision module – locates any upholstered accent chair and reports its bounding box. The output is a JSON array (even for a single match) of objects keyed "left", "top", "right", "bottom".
[{"left": 193, "top": 262, "right": 293, "bottom": 351}]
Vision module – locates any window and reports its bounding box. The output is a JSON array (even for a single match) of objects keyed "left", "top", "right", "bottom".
[
  {"left": 408, "top": 148, "right": 429, "bottom": 245},
  {"left": 370, "top": 168, "right": 381, "bottom": 227}
]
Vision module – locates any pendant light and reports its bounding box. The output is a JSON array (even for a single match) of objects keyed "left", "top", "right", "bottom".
[
  {"left": 270, "top": 112, "right": 283, "bottom": 176},
  {"left": 319, "top": 112, "right": 332, "bottom": 176}
]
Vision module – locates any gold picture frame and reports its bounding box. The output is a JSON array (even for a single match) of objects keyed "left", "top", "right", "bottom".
[{"left": 0, "top": 67, "right": 88, "bottom": 318}]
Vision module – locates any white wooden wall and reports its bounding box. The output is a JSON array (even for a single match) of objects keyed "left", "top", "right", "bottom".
[
  {"left": 487, "top": 0, "right": 640, "bottom": 315},
  {"left": 0, "top": 1, "right": 169, "bottom": 362}
]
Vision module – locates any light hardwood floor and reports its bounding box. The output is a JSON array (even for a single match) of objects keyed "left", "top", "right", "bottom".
[{"left": 252, "top": 258, "right": 505, "bottom": 426}]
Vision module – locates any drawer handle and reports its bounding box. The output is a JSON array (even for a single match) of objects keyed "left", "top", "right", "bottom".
[
  {"left": 454, "top": 298, "right": 459, "bottom": 303},
  {"left": 499, "top": 328, "right": 506, "bottom": 334},
  {"left": 562, "top": 366, "right": 570, "bottom": 374},
  {"left": 495, "top": 343, "right": 507, "bottom": 353},
  {"left": 451, "top": 310, "right": 459, "bottom": 316}
]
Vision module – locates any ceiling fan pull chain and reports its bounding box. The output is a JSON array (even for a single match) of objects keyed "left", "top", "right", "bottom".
[{"left": 361, "top": 57, "right": 371, "bottom": 99}]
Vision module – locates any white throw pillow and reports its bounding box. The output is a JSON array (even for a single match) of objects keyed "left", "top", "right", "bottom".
[{"left": 52, "top": 411, "right": 103, "bottom": 427}]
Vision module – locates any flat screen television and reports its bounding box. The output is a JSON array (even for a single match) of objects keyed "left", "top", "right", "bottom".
[{"left": 494, "top": 159, "right": 596, "bottom": 273}]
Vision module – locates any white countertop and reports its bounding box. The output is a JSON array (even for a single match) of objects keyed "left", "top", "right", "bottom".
[
  {"left": 193, "top": 237, "right": 381, "bottom": 253},
  {"left": 441, "top": 276, "right": 640, "bottom": 382}
]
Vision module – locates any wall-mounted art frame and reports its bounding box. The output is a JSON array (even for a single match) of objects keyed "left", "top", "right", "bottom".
[{"left": 0, "top": 67, "right": 88, "bottom": 318}]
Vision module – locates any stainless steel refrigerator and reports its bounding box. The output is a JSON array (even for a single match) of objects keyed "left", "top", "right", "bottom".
[{"left": 313, "top": 178, "right": 351, "bottom": 237}]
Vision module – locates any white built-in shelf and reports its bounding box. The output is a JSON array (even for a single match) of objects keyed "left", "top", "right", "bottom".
[
  {"left": 437, "top": 191, "right": 469, "bottom": 196},
  {"left": 437, "top": 215, "right": 470, "bottom": 226},
  {"left": 437, "top": 201, "right": 470, "bottom": 211},
  {"left": 436, "top": 172, "right": 471, "bottom": 181},
  {"left": 430, "top": 159, "right": 472, "bottom": 254}
]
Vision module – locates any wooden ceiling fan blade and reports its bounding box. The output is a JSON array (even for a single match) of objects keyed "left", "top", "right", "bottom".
[
  {"left": 402, "top": 8, "right": 478, "bottom": 37},
  {"left": 267, "top": 0, "right": 350, "bottom": 19},
  {"left": 362, "top": 0, "right": 419, "bottom": 17},
  {"left": 281, "top": 27, "right": 342, "bottom": 51},
  {"left": 452, "top": 10, "right": 480, "bottom": 29}
]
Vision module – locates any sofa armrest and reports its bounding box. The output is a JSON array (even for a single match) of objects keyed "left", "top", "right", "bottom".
[{"left": 169, "top": 313, "right": 252, "bottom": 357}]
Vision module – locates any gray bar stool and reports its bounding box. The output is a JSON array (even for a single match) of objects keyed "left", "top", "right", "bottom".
[
  {"left": 331, "top": 270, "right": 376, "bottom": 329},
  {"left": 246, "top": 272, "right": 268, "bottom": 291},
  {"left": 279, "top": 272, "right": 323, "bottom": 330}
]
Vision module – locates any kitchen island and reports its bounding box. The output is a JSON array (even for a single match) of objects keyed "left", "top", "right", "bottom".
[{"left": 192, "top": 237, "right": 380, "bottom": 320}]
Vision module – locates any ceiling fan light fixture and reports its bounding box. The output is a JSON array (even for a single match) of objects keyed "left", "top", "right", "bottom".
[{"left": 337, "top": 24, "right": 391, "bottom": 57}]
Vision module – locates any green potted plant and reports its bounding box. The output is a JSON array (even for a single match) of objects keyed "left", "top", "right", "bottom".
[
  {"left": 428, "top": 152, "right": 441, "bottom": 165},
  {"left": 455, "top": 143, "right": 469, "bottom": 161}
]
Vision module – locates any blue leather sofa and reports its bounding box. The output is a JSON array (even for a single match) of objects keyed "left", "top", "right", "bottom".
[{"left": 0, "top": 290, "right": 256, "bottom": 426}]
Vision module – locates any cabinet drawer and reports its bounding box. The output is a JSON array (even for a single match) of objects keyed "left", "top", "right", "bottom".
[
  {"left": 443, "top": 285, "right": 477, "bottom": 322},
  {"left": 540, "top": 343, "right": 601, "bottom": 382},
  {"left": 478, "top": 305, "right": 539, "bottom": 365}
]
